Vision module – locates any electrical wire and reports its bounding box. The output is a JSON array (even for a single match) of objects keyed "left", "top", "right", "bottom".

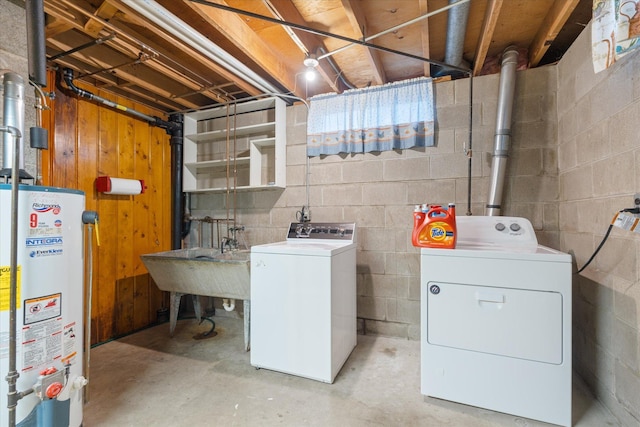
[{"left": 577, "top": 207, "right": 640, "bottom": 273}]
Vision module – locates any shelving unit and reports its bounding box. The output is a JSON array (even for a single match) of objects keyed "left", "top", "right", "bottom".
[{"left": 183, "top": 97, "right": 286, "bottom": 193}]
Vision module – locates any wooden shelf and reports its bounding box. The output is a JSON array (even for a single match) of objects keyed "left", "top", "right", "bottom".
[
  {"left": 185, "top": 122, "right": 276, "bottom": 143},
  {"left": 182, "top": 97, "right": 286, "bottom": 192}
]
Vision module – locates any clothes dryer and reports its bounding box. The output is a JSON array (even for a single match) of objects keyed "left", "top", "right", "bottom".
[{"left": 421, "top": 216, "right": 571, "bottom": 426}]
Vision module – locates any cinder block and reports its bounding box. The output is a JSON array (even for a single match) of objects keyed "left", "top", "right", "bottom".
[
  {"left": 342, "top": 159, "right": 384, "bottom": 183},
  {"left": 560, "top": 166, "right": 594, "bottom": 201},
  {"left": 343, "top": 206, "right": 386, "bottom": 228},
  {"left": 321, "top": 183, "right": 362, "bottom": 206},
  {"left": 360, "top": 318, "right": 409, "bottom": 339},
  {"left": 357, "top": 296, "right": 386, "bottom": 320},
  {"left": 362, "top": 182, "right": 407, "bottom": 205},
  {"left": 383, "top": 157, "right": 430, "bottom": 181}
]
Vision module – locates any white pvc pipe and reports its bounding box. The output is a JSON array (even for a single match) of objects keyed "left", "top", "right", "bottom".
[
  {"left": 122, "top": 0, "right": 281, "bottom": 95},
  {"left": 223, "top": 299, "right": 236, "bottom": 312}
]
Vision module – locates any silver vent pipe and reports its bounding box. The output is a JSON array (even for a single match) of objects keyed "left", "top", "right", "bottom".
[
  {"left": 443, "top": 0, "right": 471, "bottom": 69},
  {"left": 1, "top": 73, "right": 25, "bottom": 173},
  {"left": 485, "top": 47, "right": 519, "bottom": 216}
]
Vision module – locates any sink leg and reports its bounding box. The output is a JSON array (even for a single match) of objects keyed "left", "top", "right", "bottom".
[
  {"left": 169, "top": 292, "right": 183, "bottom": 337},
  {"left": 192, "top": 295, "right": 203, "bottom": 323},
  {"left": 244, "top": 299, "right": 250, "bottom": 351}
]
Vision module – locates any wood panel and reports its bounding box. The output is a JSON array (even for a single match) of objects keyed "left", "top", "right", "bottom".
[
  {"left": 52, "top": 78, "right": 77, "bottom": 187},
  {"left": 42, "top": 70, "right": 172, "bottom": 344},
  {"left": 96, "top": 86, "right": 119, "bottom": 343},
  {"left": 76, "top": 81, "right": 100, "bottom": 345}
]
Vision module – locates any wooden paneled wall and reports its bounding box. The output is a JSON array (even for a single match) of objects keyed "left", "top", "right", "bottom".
[{"left": 41, "top": 71, "right": 172, "bottom": 344}]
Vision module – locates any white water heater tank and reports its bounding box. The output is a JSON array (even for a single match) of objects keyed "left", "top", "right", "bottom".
[{"left": 0, "top": 184, "right": 85, "bottom": 427}]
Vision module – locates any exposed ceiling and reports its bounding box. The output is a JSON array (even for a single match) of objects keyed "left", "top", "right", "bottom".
[{"left": 41, "top": 0, "right": 593, "bottom": 114}]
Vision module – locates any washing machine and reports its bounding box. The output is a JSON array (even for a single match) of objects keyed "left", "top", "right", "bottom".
[
  {"left": 250, "top": 222, "right": 356, "bottom": 383},
  {"left": 421, "top": 216, "right": 572, "bottom": 427}
]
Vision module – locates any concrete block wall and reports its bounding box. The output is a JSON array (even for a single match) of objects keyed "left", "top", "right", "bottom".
[
  {"left": 0, "top": 0, "right": 38, "bottom": 176},
  {"left": 557, "top": 22, "right": 640, "bottom": 426},
  {"left": 191, "top": 60, "right": 559, "bottom": 341}
]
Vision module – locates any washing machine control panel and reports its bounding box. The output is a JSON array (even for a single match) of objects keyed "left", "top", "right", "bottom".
[{"left": 287, "top": 222, "right": 355, "bottom": 241}]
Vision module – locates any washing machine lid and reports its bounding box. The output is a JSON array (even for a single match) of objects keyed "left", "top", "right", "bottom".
[{"left": 251, "top": 239, "right": 355, "bottom": 256}]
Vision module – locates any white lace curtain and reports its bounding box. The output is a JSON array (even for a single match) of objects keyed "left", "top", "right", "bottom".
[{"left": 306, "top": 77, "right": 435, "bottom": 157}]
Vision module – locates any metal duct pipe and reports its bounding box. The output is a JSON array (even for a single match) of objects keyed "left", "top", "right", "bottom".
[
  {"left": 1, "top": 73, "right": 25, "bottom": 173},
  {"left": 443, "top": 0, "right": 471, "bottom": 68},
  {"left": 25, "top": 0, "right": 47, "bottom": 87},
  {"left": 485, "top": 47, "right": 519, "bottom": 216}
]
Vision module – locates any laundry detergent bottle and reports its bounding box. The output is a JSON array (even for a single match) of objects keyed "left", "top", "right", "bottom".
[
  {"left": 417, "top": 203, "right": 457, "bottom": 249},
  {"left": 411, "top": 205, "right": 426, "bottom": 247}
]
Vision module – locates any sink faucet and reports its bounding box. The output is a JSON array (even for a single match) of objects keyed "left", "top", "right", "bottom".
[{"left": 221, "top": 236, "right": 238, "bottom": 253}]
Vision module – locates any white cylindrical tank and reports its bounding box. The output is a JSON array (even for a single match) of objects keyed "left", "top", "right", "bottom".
[{"left": 0, "top": 184, "right": 85, "bottom": 427}]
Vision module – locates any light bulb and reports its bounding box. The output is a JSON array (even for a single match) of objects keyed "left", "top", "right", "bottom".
[{"left": 305, "top": 67, "right": 316, "bottom": 81}]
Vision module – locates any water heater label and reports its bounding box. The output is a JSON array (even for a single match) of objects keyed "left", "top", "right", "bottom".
[
  {"left": 0, "top": 265, "right": 21, "bottom": 311},
  {"left": 24, "top": 293, "right": 62, "bottom": 325},
  {"left": 21, "top": 316, "right": 63, "bottom": 372},
  {"left": 26, "top": 193, "right": 65, "bottom": 257}
]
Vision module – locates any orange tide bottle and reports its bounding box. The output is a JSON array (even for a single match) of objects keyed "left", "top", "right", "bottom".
[{"left": 417, "top": 203, "right": 457, "bottom": 249}]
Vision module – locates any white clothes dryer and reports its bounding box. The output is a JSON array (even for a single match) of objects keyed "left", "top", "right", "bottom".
[
  {"left": 251, "top": 222, "right": 356, "bottom": 383},
  {"left": 421, "top": 216, "right": 572, "bottom": 426}
]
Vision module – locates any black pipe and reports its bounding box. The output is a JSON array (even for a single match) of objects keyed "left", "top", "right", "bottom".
[
  {"left": 49, "top": 33, "right": 116, "bottom": 61},
  {"left": 169, "top": 113, "right": 184, "bottom": 250},
  {"left": 60, "top": 68, "right": 184, "bottom": 249},
  {"left": 25, "top": 0, "right": 47, "bottom": 87}
]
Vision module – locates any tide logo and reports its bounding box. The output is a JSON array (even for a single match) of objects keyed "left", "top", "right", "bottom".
[{"left": 429, "top": 225, "right": 446, "bottom": 241}]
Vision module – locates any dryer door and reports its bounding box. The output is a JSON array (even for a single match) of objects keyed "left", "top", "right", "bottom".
[{"left": 426, "top": 282, "right": 563, "bottom": 364}]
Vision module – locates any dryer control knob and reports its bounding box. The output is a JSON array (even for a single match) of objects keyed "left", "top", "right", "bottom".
[
  {"left": 510, "top": 223, "right": 521, "bottom": 232},
  {"left": 495, "top": 223, "right": 506, "bottom": 231}
]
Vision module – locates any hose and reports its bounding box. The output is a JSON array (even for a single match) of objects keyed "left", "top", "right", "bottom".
[{"left": 576, "top": 208, "right": 640, "bottom": 273}]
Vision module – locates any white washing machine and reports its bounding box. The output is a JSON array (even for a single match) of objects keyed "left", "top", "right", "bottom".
[
  {"left": 251, "top": 222, "right": 356, "bottom": 383},
  {"left": 421, "top": 216, "right": 572, "bottom": 427}
]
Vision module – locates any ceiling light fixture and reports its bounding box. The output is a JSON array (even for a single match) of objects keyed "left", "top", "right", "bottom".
[{"left": 303, "top": 53, "right": 319, "bottom": 81}]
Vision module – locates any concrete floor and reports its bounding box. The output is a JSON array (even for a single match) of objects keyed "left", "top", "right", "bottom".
[{"left": 83, "top": 315, "right": 619, "bottom": 427}]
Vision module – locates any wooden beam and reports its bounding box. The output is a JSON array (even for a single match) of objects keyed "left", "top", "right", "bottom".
[
  {"left": 472, "top": 0, "right": 503, "bottom": 76},
  {"left": 528, "top": 0, "right": 580, "bottom": 67},
  {"left": 48, "top": 39, "right": 201, "bottom": 109},
  {"left": 264, "top": 0, "right": 341, "bottom": 93},
  {"left": 419, "top": 0, "right": 431, "bottom": 77},
  {"left": 85, "top": 1, "right": 119, "bottom": 37},
  {"left": 51, "top": 0, "right": 243, "bottom": 103},
  {"left": 341, "top": 0, "right": 386, "bottom": 85},
  {"left": 186, "top": 0, "right": 299, "bottom": 93}
]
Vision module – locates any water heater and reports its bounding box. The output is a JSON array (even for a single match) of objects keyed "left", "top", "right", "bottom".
[{"left": 0, "top": 184, "right": 85, "bottom": 427}]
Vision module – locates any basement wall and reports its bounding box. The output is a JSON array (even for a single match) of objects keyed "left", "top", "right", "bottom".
[
  {"left": 0, "top": 0, "right": 37, "bottom": 175},
  {"left": 558, "top": 22, "right": 640, "bottom": 426},
  {"left": 191, "top": 61, "right": 560, "bottom": 340}
]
